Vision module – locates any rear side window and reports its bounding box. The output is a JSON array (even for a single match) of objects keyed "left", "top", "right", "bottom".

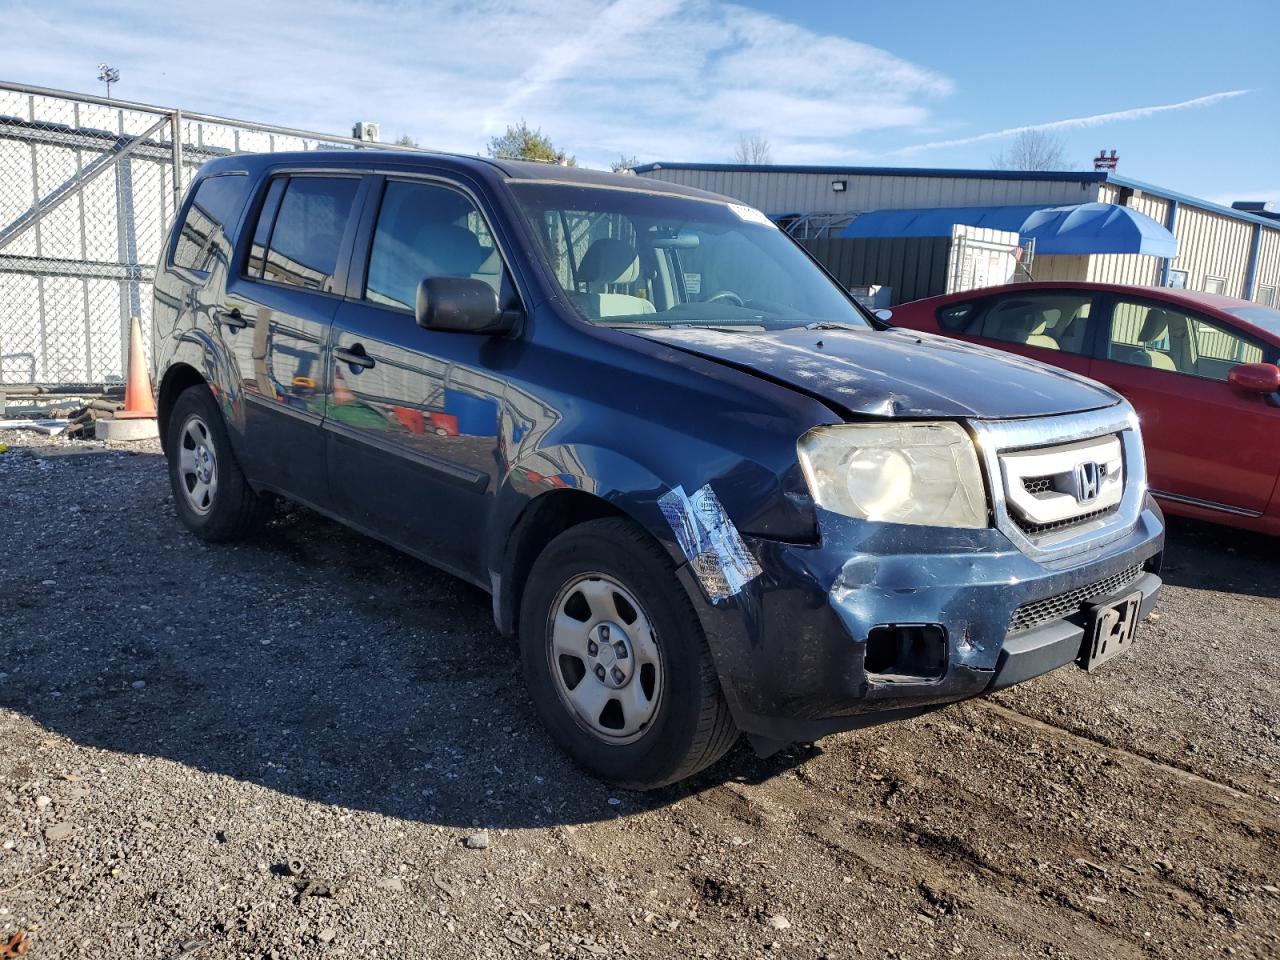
[
  {"left": 256, "top": 176, "right": 359, "bottom": 293},
  {"left": 171, "top": 174, "right": 250, "bottom": 275},
  {"left": 973, "top": 293, "right": 1093, "bottom": 355}
]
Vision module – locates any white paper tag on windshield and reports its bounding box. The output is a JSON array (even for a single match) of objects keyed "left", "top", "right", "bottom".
[
  {"left": 683, "top": 272, "right": 702, "bottom": 295},
  {"left": 727, "top": 203, "right": 776, "bottom": 229}
]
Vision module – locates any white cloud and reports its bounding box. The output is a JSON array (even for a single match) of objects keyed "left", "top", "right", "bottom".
[
  {"left": 5, "top": 0, "right": 953, "bottom": 166},
  {"left": 892, "top": 90, "right": 1251, "bottom": 156}
]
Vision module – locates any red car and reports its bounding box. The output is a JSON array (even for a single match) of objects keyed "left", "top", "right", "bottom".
[{"left": 890, "top": 282, "right": 1280, "bottom": 534}]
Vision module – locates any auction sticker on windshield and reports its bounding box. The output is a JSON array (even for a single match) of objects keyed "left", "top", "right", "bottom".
[{"left": 728, "top": 203, "right": 777, "bottom": 228}]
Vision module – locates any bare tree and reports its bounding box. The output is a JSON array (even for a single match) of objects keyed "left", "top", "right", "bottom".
[
  {"left": 992, "top": 129, "right": 1068, "bottom": 171},
  {"left": 610, "top": 154, "right": 640, "bottom": 173},
  {"left": 732, "top": 133, "right": 772, "bottom": 164},
  {"left": 394, "top": 134, "right": 419, "bottom": 147}
]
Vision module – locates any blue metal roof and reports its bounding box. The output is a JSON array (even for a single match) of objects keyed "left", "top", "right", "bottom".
[
  {"left": 632, "top": 163, "right": 1280, "bottom": 231},
  {"left": 632, "top": 162, "right": 1115, "bottom": 184},
  {"left": 838, "top": 202, "right": 1178, "bottom": 257},
  {"left": 839, "top": 205, "right": 1043, "bottom": 238}
]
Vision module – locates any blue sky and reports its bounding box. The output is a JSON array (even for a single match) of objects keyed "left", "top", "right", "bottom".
[{"left": 7, "top": 0, "right": 1277, "bottom": 203}]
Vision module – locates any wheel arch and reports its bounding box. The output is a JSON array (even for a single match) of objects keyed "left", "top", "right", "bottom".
[
  {"left": 156, "top": 362, "right": 209, "bottom": 454},
  {"left": 494, "top": 488, "right": 641, "bottom": 637}
]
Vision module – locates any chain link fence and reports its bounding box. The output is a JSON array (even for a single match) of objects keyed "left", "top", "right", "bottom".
[{"left": 0, "top": 81, "right": 414, "bottom": 389}]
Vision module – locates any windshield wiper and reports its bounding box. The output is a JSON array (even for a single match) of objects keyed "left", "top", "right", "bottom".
[{"left": 805, "top": 321, "right": 864, "bottom": 332}]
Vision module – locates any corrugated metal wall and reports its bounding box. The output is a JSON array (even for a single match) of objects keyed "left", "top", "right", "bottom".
[
  {"left": 1086, "top": 254, "right": 1162, "bottom": 286},
  {"left": 641, "top": 167, "right": 1098, "bottom": 216},
  {"left": 1166, "top": 205, "right": 1255, "bottom": 297},
  {"left": 1255, "top": 227, "right": 1280, "bottom": 303},
  {"left": 1097, "top": 183, "right": 1172, "bottom": 225},
  {"left": 799, "top": 237, "right": 949, "bottom": 304}
]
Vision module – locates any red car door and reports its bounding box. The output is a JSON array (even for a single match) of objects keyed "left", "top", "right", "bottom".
[
  {"left": 935, "top": 290, "right": 1097, "bottom": 379},
  {"left": 1088, "top": 294, "right": 1280, "bottom": 517}
]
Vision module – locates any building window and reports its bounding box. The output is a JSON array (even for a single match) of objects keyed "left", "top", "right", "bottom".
[
  {"left": 1203, "top": 275, "right": 1226, "bottom": 295},
  {"left": 1166, "top": 269, "right": 1188, "bottom": 289},
  {"left": 1257, "top": 285, "right": 1277, "bottom": 308}
]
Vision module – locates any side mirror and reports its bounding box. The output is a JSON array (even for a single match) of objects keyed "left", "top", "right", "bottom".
[
  {"left": 415, "top": 277, "right": 514, "bottom": 334},
  {"left": 874, "top": 308, "right": 894, "bottom": 323},
  {"left": 1227, "top": 361, "right": 1280, "bottom": 394}
]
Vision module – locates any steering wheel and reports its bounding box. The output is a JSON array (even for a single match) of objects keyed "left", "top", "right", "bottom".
[{"left": 706, "top": 290, "right": 745, "bottom": 307}]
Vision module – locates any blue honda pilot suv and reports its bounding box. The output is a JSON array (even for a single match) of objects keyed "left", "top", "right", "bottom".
[{"left": 152, "top": 151, "right": 1164, "bottom": 788}]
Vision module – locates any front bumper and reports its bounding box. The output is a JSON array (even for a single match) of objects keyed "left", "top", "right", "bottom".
[{"left": 683, "top": 496, "right": 1165, "bottom": 746}]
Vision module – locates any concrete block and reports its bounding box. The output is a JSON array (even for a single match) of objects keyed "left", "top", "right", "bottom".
[{"left": 96, "top": 417, "right": 159, "bottom": 441}]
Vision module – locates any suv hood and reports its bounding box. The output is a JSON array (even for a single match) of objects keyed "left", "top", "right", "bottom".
[{"left": 631, "top": 326, "right": 1118, "bottom": 420}]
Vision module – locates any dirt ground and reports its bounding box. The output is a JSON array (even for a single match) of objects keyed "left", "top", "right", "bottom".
[{"left": 1, "top": 430, "right": 1277, "bottom": 959}]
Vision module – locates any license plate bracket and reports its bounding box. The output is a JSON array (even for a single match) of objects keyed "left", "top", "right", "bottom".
[{"left": 1081, "top": 590, "right": 1142, "bottom": 672}]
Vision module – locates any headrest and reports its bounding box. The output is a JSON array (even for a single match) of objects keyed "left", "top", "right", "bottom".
[
  {"left": 579, "top": 238, "right": 640, "bottom": 285},
  {"left": 1139, "top": 309, "right": 1171, "bottom": 343},
  {"left": 1029, "top": 318, "right": 1050, "bottom": 336},
  {"left": 413, "top": 225, "right": 490, "bottom": 277}
]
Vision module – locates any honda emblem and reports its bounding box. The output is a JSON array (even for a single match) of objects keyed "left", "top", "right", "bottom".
[{"left": 1074, "top": 461, "right": 1101, "bottom": 504}]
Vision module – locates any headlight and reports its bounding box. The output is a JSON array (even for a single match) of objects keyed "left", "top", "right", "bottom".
[{"left": 797, "top": 422, "right": 989, "bottom": 528}]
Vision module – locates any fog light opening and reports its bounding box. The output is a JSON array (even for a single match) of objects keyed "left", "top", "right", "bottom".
[{"left": 864, "top": 624, "right": 947, "bottom": 681}]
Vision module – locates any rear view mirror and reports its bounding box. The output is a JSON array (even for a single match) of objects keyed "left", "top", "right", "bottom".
[
  {"left": 415, "top": 277, "right": 515, "bottom": 335},
  {"left": 1227, "top": 361, "right": 1280, "bottom": 394},
  {"left": 874, "top": 309, "right": 894, "bottom": 323}
]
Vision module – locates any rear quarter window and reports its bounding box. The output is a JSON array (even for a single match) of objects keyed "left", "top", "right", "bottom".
[{"left": 171, "top": 174, "right": 250, "bottom": 275}]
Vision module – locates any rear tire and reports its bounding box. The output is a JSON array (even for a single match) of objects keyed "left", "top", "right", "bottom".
[
  {"left": 519, "top": 517, "right": 738, "bottom": 789},
  {"left": 165, "top": 383, "right": 273, "bottom": 542}
]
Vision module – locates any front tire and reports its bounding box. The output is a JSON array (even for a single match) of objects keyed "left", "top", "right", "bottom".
[
  {"left": 519, "top": 517, "right": 738, "bottom": 789},
  {"left": 165, "top": 383, "right": 273, "bottom": 542}
]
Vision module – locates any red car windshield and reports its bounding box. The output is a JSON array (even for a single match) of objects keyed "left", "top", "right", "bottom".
[{"left": 1224, "top": 304, "right": 1280, "bottom": 339}]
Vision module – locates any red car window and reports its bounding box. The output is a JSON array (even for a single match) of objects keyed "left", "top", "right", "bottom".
[{"left": 964, "top": 292, "right": 1094, "bottom": 356}]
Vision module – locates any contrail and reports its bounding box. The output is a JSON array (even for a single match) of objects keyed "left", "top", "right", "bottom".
[{"left": 893, "top": 90, "right": 1251, "bottom": 155}]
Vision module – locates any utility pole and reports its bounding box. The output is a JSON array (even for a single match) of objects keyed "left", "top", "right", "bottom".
[{"left": 97, "top": 63, "right": 120, "bottom": 100}]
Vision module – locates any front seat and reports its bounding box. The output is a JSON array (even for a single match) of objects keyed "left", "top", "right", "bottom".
[
  {"left": 1135, "top": 310, "right": 1177, "bottom": 371},
  {"left": 572, "top": 238, "right": 656, "bottom": 319}
]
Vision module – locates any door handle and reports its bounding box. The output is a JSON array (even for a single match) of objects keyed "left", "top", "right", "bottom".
[
  {"left": 335, "top": 344, "right": 375, "bottom": 370},
  {"left": 218, "top": 307, "right": 248, "bottom": 330}
]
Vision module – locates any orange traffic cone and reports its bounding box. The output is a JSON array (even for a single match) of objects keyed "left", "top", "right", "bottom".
[{"left": 116, "top": 315, "right": 157, "bottom": 420}]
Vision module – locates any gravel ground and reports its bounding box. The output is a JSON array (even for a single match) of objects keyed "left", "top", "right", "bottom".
[{"left": 1, "top": 429, "right": 1277, "bottom": 959}]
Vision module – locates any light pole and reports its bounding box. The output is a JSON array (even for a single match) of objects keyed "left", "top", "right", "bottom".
[{"left": 97, "top": 63, "right": 120, "bottom": 100}]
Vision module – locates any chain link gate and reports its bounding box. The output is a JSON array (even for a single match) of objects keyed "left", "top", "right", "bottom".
[{"left": 0, "top": 80, "right": 417, "bottom": 390}]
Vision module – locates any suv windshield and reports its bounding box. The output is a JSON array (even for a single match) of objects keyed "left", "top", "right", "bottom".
[{"left": 510, "top": 182, "right": 870, "bottom": 330}]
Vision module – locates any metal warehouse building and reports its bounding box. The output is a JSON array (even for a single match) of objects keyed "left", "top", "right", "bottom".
[{"left": 633, "top": 163, "right": 1280, "bottom": 307}]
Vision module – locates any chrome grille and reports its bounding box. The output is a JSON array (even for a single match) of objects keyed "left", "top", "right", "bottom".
[
  {"left": 1009, "top": 563, "right": 1144, "bottom": 635},
  {"left": 999, "top": 434, "right": 1125, "bottom": 543}
]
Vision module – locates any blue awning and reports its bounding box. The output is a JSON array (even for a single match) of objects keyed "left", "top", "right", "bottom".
[{"left": 838, "top": 202, "right": 1177, "bottom": 258}]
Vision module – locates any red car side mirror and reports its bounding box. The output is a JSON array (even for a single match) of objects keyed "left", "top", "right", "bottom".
[{"left": 1228, "top": 362, "right": 1280, "bottom": 394}]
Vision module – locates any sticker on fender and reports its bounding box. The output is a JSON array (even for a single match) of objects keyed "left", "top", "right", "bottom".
[{"left": 659, "top": 484, "right": 763, "bottom": 601}]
